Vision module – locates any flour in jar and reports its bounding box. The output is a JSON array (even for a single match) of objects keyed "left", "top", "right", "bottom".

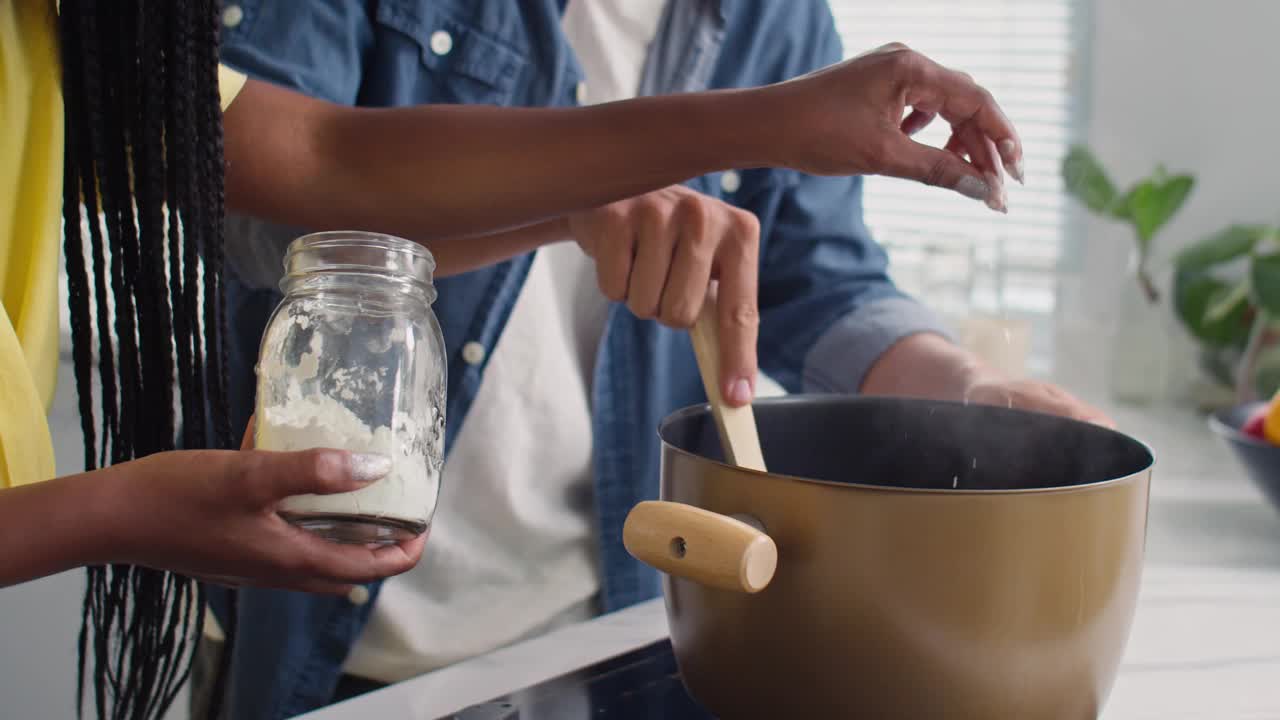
[
  {"left": 255, "top": 316, "right": 440, "bottom": 527},
  {"left": 258, "top": 396, "right": 439, "bottom": 524}
]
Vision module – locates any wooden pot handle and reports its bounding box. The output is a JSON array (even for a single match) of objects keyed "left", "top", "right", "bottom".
[{"left": 623, "top": 500, "right": 777, "bottom": 593}]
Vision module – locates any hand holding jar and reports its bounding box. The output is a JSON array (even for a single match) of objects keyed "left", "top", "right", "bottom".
[{"left": 0, "top": 428, "right": 425, "bottom": 594}]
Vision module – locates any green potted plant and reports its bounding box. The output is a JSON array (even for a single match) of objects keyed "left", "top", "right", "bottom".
[
  {"left": 1061, "top": 146, "right": 1194, "bottom": 403},
  {"left": 1173, "top": 224, "right": 1280, "bottom": 402},
  {"left": 1062, "top": 144, "right": 1280, "bottom": 405}
]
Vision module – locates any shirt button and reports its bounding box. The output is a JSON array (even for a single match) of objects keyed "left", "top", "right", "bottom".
[
  {"left": 430, "top": 30, "right": 453, "bottom": 56},
  {"left": 347, "top": 585, "right": 370, "bottom": 606},
  {"left": 576, "top": 82, "right": 588, "bottom": 105},
  {"left": 221, "top": 4, "right": 244, "bottom": 28},
  {"left": 720, "top": 170, "right": 741, "bottom": 194},
  {"left": 462, "top": 341, "right": 486, "bottom": 366}
]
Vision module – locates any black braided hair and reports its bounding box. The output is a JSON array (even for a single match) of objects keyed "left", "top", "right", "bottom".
[{"left": 57, "top": 2, "right": 235, "bottom": 718}]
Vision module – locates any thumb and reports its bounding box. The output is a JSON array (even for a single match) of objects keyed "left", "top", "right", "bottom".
[
  {"left": 252, "top": 448, "right": 392, "bottom": 501},
  {"left": 882, "top": 136, "right": 995, "bottom": 209}
]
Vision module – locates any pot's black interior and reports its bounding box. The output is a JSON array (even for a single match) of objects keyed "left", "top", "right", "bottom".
[{"left": 660, "top": 395, "right": 1153, "bottom": 491}]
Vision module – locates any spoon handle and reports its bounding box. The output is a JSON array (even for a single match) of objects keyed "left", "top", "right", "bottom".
[{"left": 689, "top": 294, "right": 767, "bottom": 472}]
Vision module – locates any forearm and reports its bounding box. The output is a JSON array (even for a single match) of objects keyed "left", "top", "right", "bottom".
[
  {"left": 224, "top": 80, "right": 773, "bottom": 245},
  {"left": 0, "top": 472, "right": 121, "bottom": 587},
  {"left": 432, "top": 217, "right": 572, "bottom": 277},
  {"left": 859, "top": 332, "right": 992, "bottom": 401}
]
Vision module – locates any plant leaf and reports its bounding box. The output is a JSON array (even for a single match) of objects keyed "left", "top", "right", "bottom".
[
  {"left": 1119, "top": 174, "right": 1194, "bottom": 247},
  {"left": 1204, "top": 277, "right": 1250, "bottom": 324},
  {"left": 1250, "top": 252, "right": 1280, "bottom": 316},
  {"left": 1060, "top": 146, "right": 1119, "bottom": 216},
  {"left": 1158, "top": 174, "right": 1195, "bottom": 221},
  {"left": 1175, "top": 225, "right": 1273, "bottom": 273},
  {"left": 1254, "top": 346, "right": 1280, "bottom": 400},
  {"left": 1173, "top": 269, "right": 1252, "bottom": 347},
  {"left": 1117, "top": 181, "right": 1159, "bottom": 247}
]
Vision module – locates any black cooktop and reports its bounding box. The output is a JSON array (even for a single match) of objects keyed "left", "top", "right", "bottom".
[{"left": 440, "top": 640, "right": 715, "bottom": 719}]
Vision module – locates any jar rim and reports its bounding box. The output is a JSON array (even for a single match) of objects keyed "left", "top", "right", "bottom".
[{"left": 287, "top": 231, "right": 437, "bottom": 273}]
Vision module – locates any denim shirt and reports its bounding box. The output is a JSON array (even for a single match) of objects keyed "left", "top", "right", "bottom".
[{"left": 213, "top": 1, "right": 951, "bottom": 717}]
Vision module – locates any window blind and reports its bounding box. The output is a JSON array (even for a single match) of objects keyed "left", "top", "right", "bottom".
[{"left": 827, "top": 0, "right": 1084, "bottom": 373}]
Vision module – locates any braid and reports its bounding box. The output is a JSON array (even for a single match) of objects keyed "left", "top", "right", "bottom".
[
  {"left": 56, "top": 0, "right": 96, "bottom": 508},
  {"left": 132, "top": 6, "right": 177, "bottom": 452},
  {"left": 196, "top": 1, "right": 234, "bottom": 450},
  {"left": 69, "top": 6, "right": 120, "bottom": 470},
  {"left": 164, "top": 4, "right": 197, "bottom": 453},
  {"left": 57, "top": 2, "right": 235, "bottom": 719},
  {"left": 173, "top": 0, "right": 209, "bottom": 450},
  {"left": 58, "top": 21, "right": 101, "bottom": 719},
  {"left": 96, "top": 7, "right": 143, "bottom": 466}
]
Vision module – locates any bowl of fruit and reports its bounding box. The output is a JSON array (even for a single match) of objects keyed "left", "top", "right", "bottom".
[{"left": 1209, "top": 395, "right": 1280, "bottom": 513}]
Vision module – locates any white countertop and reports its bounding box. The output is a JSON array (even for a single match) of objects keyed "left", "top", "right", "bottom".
[{"left": 299, "top": 401, "right": 1280, "bottom": 719}]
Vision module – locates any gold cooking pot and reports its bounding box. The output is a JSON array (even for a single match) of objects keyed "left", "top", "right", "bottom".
[{"left": 623, "top": 395, "right": 1154, "bottom": 719}]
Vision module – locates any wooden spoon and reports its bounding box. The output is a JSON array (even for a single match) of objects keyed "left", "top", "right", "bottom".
[
  {"left": 620, "top": 292, "right": 777, "bottom": 595},
  {"left": 689, "top": 294, "right": 767, "bottom": 472}
]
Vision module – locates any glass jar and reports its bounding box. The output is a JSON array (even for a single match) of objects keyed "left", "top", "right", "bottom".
[
  {"left": 1107, "top": 249, "right": 1172, "bottom": 405},
  {"left": 254, "top": 231, "right": 447, "bottom": 545}
]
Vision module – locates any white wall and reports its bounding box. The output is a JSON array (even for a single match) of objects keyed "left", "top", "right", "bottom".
[{"left": 1055, "top": 0, "right": 1280, "bottom": 391}]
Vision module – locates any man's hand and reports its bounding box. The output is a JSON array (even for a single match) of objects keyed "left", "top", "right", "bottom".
[
  {"left": 862, "top": 333, "right": 1113, "bottom": 426},
  {"left": 961, "top": 374, "right": 1114, "bottom": 427},
  {"left": 569, "top": 185, "right": 760, "bottom": 406}
]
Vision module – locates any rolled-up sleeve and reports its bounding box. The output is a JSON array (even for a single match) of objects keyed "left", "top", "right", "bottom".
[{"left": 802, "top": 297, "right": 954, "bottom": 395}]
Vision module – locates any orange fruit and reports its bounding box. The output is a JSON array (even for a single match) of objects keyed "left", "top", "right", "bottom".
[{"left": 1264, "top": 391, "right": 1280, "bottom": 445}]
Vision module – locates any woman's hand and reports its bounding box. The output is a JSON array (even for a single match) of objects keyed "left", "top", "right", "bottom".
[
  {"left": 88, "top": 444, "right": 424, "bottom": 595},
  {"left": 569, "top": 185, "right": 760, "bottom": 405},
  {"left": 766, "top": 42, "right": 1022, "bottom": 212}
]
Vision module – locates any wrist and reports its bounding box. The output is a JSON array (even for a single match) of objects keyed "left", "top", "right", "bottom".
[
  {"left": 955, "top": 356, "right": 1005, "bottom": 402},
  {"left": 739, "top": 83, "right": 805, "bottom": 171},
  {"left": 544, "top": 215, "right": 573, "bottom": 243},
  {"left": 683, "top": 88, "right": 787, "bottom": 171},
  {"left": 77, "top": 462, "right": 142, "bottom": 567},
  {"left": 861, "top": 332, "right": 1001, "bottom": 402}
]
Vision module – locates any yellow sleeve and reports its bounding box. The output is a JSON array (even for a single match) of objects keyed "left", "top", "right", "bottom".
[
  {"left": 0, "top": 0, "right": 61, "bottom": 488},
  {"left": 0, "top": 313, "right": 56, "bottom": 488},
  {"left": 218, "top": 63, "right": 247, "bottom": 112}
]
